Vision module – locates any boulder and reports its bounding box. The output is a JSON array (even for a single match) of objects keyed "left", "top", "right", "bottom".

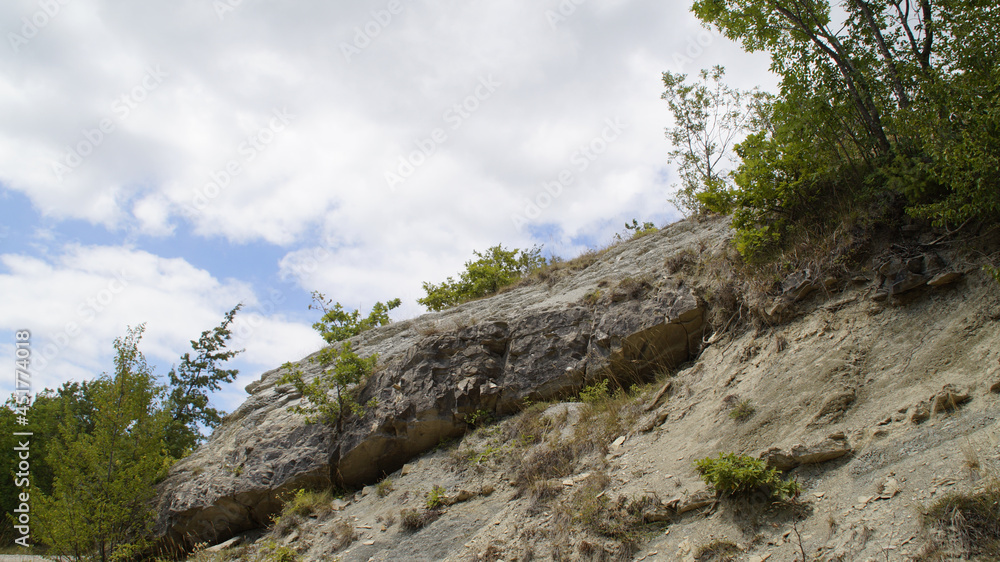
[{"left": 761, "top": 435, "right": 852, "bottom": 471}]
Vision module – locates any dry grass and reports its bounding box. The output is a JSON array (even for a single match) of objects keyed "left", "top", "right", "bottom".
[
  {"left": 610, "top": 275, "right": 652, "bottom": 301},
  {"left": 694, "top": 539, "right": 742, "bottom": 561},
  {"left": 375, "top": 477, "right": 394, "bottom": 498},
  {"left": 917, "top": 480, "right": 1000, "bottom": 560},
  {"left": 552, "top": 471, "right": 657, "bottom": 556},
  {"left": 269, "top": 488, "right": 336, "bottom": 537},
  {"left": 399, "top": 507, "right": 441, "bottom": 532},
  {"left": 326, "top": 519, "right": 356, "bottom": 551}
]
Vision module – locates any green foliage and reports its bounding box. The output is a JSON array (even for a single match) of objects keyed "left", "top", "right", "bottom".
[
  {"left": 255, "top": 540, "right": 301, "bottom": 562},
  {"left": 663, "top": 66, "right": 759, "bottom": 216},
  {"left": 309, "top": 292, "right": 401, "bottom": 344},
  {"left": 165, "top": 304, "right": 243, "bottom": 459},
  {"left": 728, "top": 399, "right": 755, "bottom": 421},
  {"left": 984, "top": 265, "right": 1000, "bottom": 286},
  {"left": 35, "top": 325, "right": 170, "bottom": 561},
  {"left": 425, "top": 485, "right": 447, "bottom": 509},
  {"left": 418, "top": 244, "right": 546, "bottom": 311},
  {"left": 686, "top": 0, "right": 1000, "bottom": 257},
  {"left": 284, "top": 488, "right": 333, "bottom": 519},
  {"left": 463, "top": 408, "right": 494, "bottom": 428},
  {"left": 695, "top": 452, "right": 800, "bottom": 500},
  {"left": 579, "top": 379, "right": 610, "bottom": 404},
  {"left": 279, "top": 298, "right": 395, "bottom": 430},
  {"left": 614, "top": 219, "right": 659, "bottom": 243},
  {"left": 279, "top": 342, "right": 378, "bottom": 430}
]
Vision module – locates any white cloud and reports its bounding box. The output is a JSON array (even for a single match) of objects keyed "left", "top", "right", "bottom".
[
  {"left": 0, "top": 244, "right": 317, "bottom": 411},
  {"left": 0, "top": 0, "right": 775, "bottom": 412}
]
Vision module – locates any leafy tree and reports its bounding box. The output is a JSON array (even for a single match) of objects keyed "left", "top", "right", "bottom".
[
  {"left": 279, "top": 342, "right": 378, "bottom": 430},
  {"left": 35, "top": 325, "right": 170, "bottom": 561},
  {"left": 279, "top": 299, "right": 393, "bottom": 430},
  {"left": 663, "top": 66, "right": 763, "bottom": 216},
  {"left": 1, "top": 382, "right": 103, "bottom": 547},
  {"left": 687, "top": 0, "right": 1000, "bottom": 256},
  {"left": 418, "top": 244, "right": 545, "bottom": 311},
  {"left": 309, "top": 293, "right": 401, "bottom": 344},
  {"left": 164, "top": 304, "right": 243, "bottom": 458}
]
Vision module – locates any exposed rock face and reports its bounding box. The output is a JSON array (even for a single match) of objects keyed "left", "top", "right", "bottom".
[{"left": 154, "top": 218, "right": 730, "bottom": 551}]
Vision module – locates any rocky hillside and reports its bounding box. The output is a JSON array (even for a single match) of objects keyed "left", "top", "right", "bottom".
[{"left": 156, "top": 217, "right": 1000, "bottom": 561}]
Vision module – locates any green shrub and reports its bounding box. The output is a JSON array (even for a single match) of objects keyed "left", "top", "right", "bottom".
[
  {"left": 256, "top": 539, "right": 301, "bottom": 562},
  {"left": 418, "top": 244, "right": 545, "bottom": 311},
  {"left": 695, "top": 452, "right": 800, "bottom": 500},
  {"left": 579, "top": 379, "right": 610, "bottom": 404},
  {"left": 279, "top": 296, "right": 395, "bottom": 430},
  {"left": 463, "top": 408, "right": 494, "bottom": 428},
  {"left": 615, "top": 219, "right": 659, "bottom": 242},
  {"left": 284, "top": 488, "right": 333, "bottom": 518},
  {"left": 426, "top": 485, "right": 447, "bottom": 509},
  {"left": 728, "top": 399, "right": 755, "bottom": 421}
]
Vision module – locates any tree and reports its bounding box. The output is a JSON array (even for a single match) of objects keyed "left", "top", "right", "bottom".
[
  {"left": 309, "top": 293, "right": 400, "bottom": 344},
  {"left": 279, "top": 342, "right": 378, "bottom": 431},
  {"left": 35, "top": 325, "right": 169, "bottom": 561},
  {"left": 686, "top": 0, "right": 1000, "bottom": 256},
  {"left": 663, "top": 66, "right": 762, "bottom": 216},
  {"left": 279, "top": 299, "right": 393, "bottom": 430},
  {"left": 164, "top": 304, "right": 244, "bottom": 458},
  {"left": 418, "top": 244, "right": 545, "bottom": 311}
]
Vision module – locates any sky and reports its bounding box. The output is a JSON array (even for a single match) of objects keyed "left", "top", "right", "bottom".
[{"left": 0, "top": 0, "right": 772, "bottom": 415}]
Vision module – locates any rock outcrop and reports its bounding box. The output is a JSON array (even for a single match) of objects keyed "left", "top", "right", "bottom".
[
  {"left": 154, "top": 218, "right": 731, "bottom": 551},
  {"left": 760, "top": 433, "right": 852, "bottom": 471}
]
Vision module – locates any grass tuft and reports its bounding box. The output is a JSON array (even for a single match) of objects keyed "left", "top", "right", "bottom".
[{"left": 918, "top": 481, "right": 1000, "bottom": 560}]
